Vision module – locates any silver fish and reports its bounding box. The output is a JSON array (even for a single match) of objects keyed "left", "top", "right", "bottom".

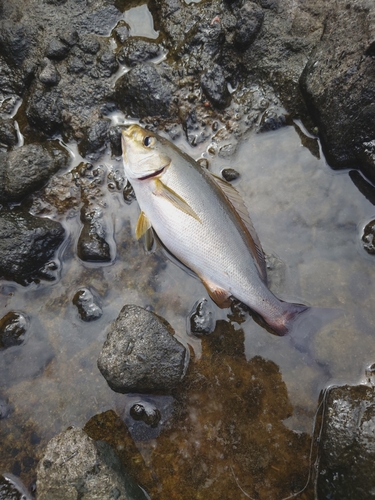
[{"left": 121, "top": 124, "right": 307, "bottom": 335}]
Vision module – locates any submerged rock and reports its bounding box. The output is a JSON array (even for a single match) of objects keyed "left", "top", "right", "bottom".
[
  {"left": 130, "top": 403, "right": 161, "bottom": 428},
  {"left": 73, "top": 288, "right": 103, "bottom": 322},
  {"left": 221, "top": 168, "right": 240, "bottom": 182},
  {"left": 189, "top": 298, "right": 215, "bottom": 335},
  {"left": 316, "top": 383, "right": 375, "bottom": 499},
  {"left": 362, "top": 219, "right": 375, "bottom": 254},
  {"left": 0, "top": 142, "right": 70, "bottom": 203},
  {"left": 36, "top": 427, "right": 148, "bottom": 500},
  {"left": 0, "top": 207, "right": 65, "bottom": 285},
  {"left": 98, "top": 304, "right": 187, "bottom": 394},
  {"left": 77, "top": 204, "right": 111, "bottom": 263},
  {"left": 0, "top": 311, "right": 29, "bottom": 348}
]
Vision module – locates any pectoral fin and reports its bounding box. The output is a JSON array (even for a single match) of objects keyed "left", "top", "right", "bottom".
[
  {"left": 202, "top": 278, "right": 232, "bottom": 308},
  {"left": 135, "top": 211, "right": 152, "bottom": 239},
  {"left": 154, "top": 179, "right": 201, "bottom": 223}
]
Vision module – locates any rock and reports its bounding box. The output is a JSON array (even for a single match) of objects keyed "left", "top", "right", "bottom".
[
  {"left": 77, "top": 204, "right": 111, "bottom": 263},
  {"left": 0, "top": 142, "right": 70, "bottom": 203},
  {"left": 26, "top": 83, "right": 64, "bottom": 136},
  {"left": 73, "top": 288, "right": 103, "bottom": 322},
  {"left": 200, "top": 63, "right": 230, "bottom": 109},
  {"left": 362, "top": 219, "right": 375, "bottom": 254},
  {"left": 97, "top": 305, "right": 187, "bottom": 394},
  {"left": 0, "top": 119, "right": 17, "bottom": 149},
  {"left": 39, "top": 58, "right": 60, "bottom": 86},
  {"left": 234, "top": 1, "right": 264, "bottom": 49},
  {"left": 36, "top": 427, "right": 149, "bottom": 500},
  {"left": 189, "top": 298, "right": 215, "bottom": 335},
  {"left": 45, "top": 38, "right": 70, "bottom": 60},
  {"left": 78, "top": 119, "right": 110, "bottom": 160},
  {"left": 221, "top": 168, "right": 240, "bottom": 182},
  {"left": 97, "top": 51, "right": 119, "bottom": 78},
  {"left": 113, "top": 21, "right": 130, "bottom": 44},
  {"left": 0, "top": 20, "right": 37, "bottom": 66},
  {"left": 108, "top": 125, "right": 122, "bottom": 157},
  {"left": 0, "top": 207, "right": 65, "bottom": 285},
  {"left": 115, "top": 62, "right": 176, "bottom": 118},
  {"left": 300, "top": 0, "right": 375, "bottom": 177},
  {"left": 130, "top": 403, "right": 161, "bottom": 428},
  {"left": 117, "top": 38, "right": 162, "bottom": 67},
  {"left": 316, "top": 383, "right": 375, "bottom": 499},
  {"left": 0, "top": 311, "right": 29, "bottom": 348}
]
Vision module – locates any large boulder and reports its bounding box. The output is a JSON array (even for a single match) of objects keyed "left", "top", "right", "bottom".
[
  {"left": 98, "top": 305, "right": 187, "bottom": 394},
  {"left": 36, "top": 427, "right": 148, "bottom": 500}
]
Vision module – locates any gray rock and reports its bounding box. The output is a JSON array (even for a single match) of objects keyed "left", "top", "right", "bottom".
[
  {"left": 98, "top": 305, "right": 187, "bottom": 394},
  {"left": 39, "top": 58, "right": 61, "bottom": 86},
  {"left": 115, "top": 63, "right": 176, "bottom": 119},
  {"left": 0, "top": 142, "right": 69, "bottom": 203},
  {"left": 26, "top": 83, "right": 64, "bottom": 136},
  {"left": 117, "top": 38, "right": 162, "bottom": 67},
  {"left": 0, "top": 207, "right": 65, "bottom": 285},
  {"left": 46, "top": 37, "right": 70, "bottom": 60},
  {"left": 234, "top": 1, "right": 264, "bottom": 49},
  {"left": 36, "top": 427, "right": 148, "bottom": 500},
  {"left": 0, "top": 119, "right": 17, "bottom": 149},
  {"left": 77, "top": 204, "right": 111, "bottom": 263},
  {"left": 200, "top": 63, "right": 230, "bottom": 109},
  {"left": 300, "top": 0, "right": 375, "bottom": 177},
  {"left": 78, "top": 119, "right": 110, "bottom": 160},
  {"left": 316, "top": 383, "right": 375, "bottom": 499}
]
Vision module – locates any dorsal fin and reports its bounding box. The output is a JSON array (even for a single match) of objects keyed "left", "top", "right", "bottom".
[{"left": 210, "top": 173, "right": 268, "bottom": 283}]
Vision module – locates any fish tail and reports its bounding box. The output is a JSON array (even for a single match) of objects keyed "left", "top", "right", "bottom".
[{"left": 268, "top": 302, "right": 309, "bottom": 337}]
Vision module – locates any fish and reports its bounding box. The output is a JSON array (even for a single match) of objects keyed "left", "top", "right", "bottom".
[{"left": 121, "top": 124, "right": 308, "bottom": 336}]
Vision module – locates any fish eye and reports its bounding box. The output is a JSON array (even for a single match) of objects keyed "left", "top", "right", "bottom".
[{"left": 143, "top": 136, "right": 155, "bottom": 147}]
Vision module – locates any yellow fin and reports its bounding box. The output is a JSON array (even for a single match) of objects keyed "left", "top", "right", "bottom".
[
  {"left": 135, "top": 211, "right": 152, "bottom": 239},
  {"left": 154, "top": 179, "right": 201, "bottom": 223},
  {"left": 202, "top": 277, "right": 232, "bottom": 308},
  {"left": 211, "top": 173, "right": 268, "bottom": 283}
]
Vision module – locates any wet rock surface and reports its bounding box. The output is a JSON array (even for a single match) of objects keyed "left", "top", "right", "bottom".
[
  {"left": 73, "top": 288, "right": 103, "bottom": 322},
  {"left": 0, "top": 142, "right": 69, "bottom": 203},
  {"left": 98, "top": 305, "right": 187, "bottom": 394},
  {"left": 316, "top": 383, "right": 375, "bottom": 499},
  {"left": 36, "top": 427, "right": 148, "bottom": 500},
  {"left": 189, "top": 298, "right": 215, "bottom": 335},
  {"left": 0, "top": 311, "right": 29, "bottom": 349},
  {"left": 0, "top": 207, "right": 65, "bottom": 285}
]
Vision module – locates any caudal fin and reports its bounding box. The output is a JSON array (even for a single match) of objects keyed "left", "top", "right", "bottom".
[{"left": 267, "top": 302, "right": 309, "bottom": 337}]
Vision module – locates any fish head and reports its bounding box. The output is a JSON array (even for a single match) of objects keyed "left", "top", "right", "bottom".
[{"left": 121, "top": 125, "right": 171, "bottom": 181}]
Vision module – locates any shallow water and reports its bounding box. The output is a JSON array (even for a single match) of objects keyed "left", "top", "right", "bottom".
[{"left": 1, "top": 118, "right": 375, "bottom": 497}]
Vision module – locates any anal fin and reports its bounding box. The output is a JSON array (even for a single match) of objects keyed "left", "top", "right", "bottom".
[
  {"left": 136, "top": 211, "right": 152, "bottom": 239},
  {"left": 202, "top": 278, "right": 232, "bottom": 308}
]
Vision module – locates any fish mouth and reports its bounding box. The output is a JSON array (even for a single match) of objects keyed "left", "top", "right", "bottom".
[{"left": 138, "top": 165, "right": 167, "bottom": 180}]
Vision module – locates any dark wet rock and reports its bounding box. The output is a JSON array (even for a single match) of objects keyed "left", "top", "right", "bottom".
[
  {"left": 123, "top": 180, "right": 136, "bottom": 204},
  {"left": 115, "top": 62, "right": 176, "bottom": 119},
  {"left": 77, "top": 4, "right": 122, "bottom": 37},
  {"left": 26, "top": 84, "right": 64, "bottom": 136},
  {"left": 46, "top": 38, "right": 70, "bottom": 60},
  {"left": 97, "top": 304, "right": 187, "bottom": 394},
  {"left": 73, "top": 288, "right": 103, "bottom": 322},
  {"left": 0, "top": 142, "right": 69, "bottom": 203},
  {"left": 67, "top": 55, "right": 87, "bottom": 75},
  {"left": 316, "top": 384, "right": 375, "bottom": 499},
  {"left": 362, "top": 219, "right": 375, "bottom": 254},
  {"left": 39, "top": 58, "right": 60, "bottom": 86},
  {"left": 0, "top": 207, "right": 65, "bottom": 285},
  {"left": 36, "top": 427, "right": 148, "bottom": 500},
  {"left": 109, "top": 125, "right": 122, "bottom": 157},
  {"left": 201, "top": 63, "right": 230, "bottom": 109},
  {"left": 0, "top": 473, "right": 32, "bottom": 500},
  {"left": 117, "top": 38, "right": 162, "bottom": 67},
  {"left": 181, "top": 108, "right": 210, "bottom": 146},
  {"left": 130, "top": 403, "right": 161, "bottom": 428},
  {"left": 0, "top": 397, "right": 12, "bottom": 419},
  {"left": 221, "top": 168, "right": 240, "bottom": 182},
  {"left": 300, "top": 0, "right": 375, "bottom": 176},
  {"left": 259, "top": 109, "right": 287, "bottom": 132},
  {"left": 0, "top": 21, "right": 37, "bottom": 67},
  {"left": 77, "top": 204, "right": 111, "bottom": 263},
  {"left": 0, "top": 311, "right": 29, "bottom": 348},
  {"left": 189, "top": 298, "right": 215, "bottom": 335},
  {"left": 113, "top": 21, "right": 130, "bottom": 44},
  {"left": 97, "top": 50, "right": 119, "bottom": 78},
  {"left": 107, "top": 167, "right": 125, "bottom": 192},
  {"left": 78, "top": 35, "right": 101, "bottom": 55},
  {"left": 0, "top": 119, "right": 17, "bottom": 149},
  {"left": 234, "top": 1, "right": 264, "bottom": 49},
  {"left": 58, "top": 29, "right": 79, "bottom": 48},
  {"left": 78, "top": 119, "right": 110, "bottom": 160}
]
